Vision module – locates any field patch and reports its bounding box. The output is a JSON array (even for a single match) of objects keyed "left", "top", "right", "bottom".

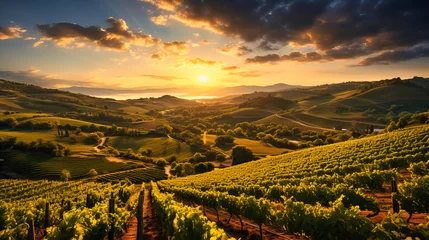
[
  {"left": 109, "top": 136, "right": 194, "bottom": 161},
  {"left": 0, "top": 150, "right": 140, "bottom": 180},
  {"left": 204, "top": 134, "right": 290, "bottom": 157}
]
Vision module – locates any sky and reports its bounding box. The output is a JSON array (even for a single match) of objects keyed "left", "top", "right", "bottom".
[{"left": 0, "top": 0, "right": 428, "bottom": 90}]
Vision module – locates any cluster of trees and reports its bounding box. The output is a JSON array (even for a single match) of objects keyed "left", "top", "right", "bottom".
[
  {"left": 0, "top": 137, "right": 71, "bottom": 156},
  {"left": 62, "top": 111, "right": 133, "bottom": 125},
  {"left": 170, "top": 161, "right": 215, "bottom": 177},
  {"left": 215, "top": 135, "right": 235, "bottom": 147},
  {"left": 385, "top": 111, "right": 429, "bottom": 132},
  {"left": 0, "top": 118, "right": 53, "bottom": 130},
  {"left": 231, "top": 145, "right": 254, "bottom": 165}
]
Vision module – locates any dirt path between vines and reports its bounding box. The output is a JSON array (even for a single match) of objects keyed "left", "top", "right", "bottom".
[
  {"left": 143, "top": 190, "right": 163, "bottom": 240},
  {"left": 182, "top": 201, "right": 297, "bottom": 240},
  {"left": 122, "top": 190, "right": 163, "bottom": 240}
]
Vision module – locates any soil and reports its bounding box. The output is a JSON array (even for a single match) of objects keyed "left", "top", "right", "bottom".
[{"left": 122, "top": 190, "right": 163, "bottom": 240}]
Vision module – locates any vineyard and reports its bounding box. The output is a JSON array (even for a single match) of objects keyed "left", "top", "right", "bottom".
[
  {"left": 154, "top": 125, "right": 429, "bottom": 239},
  {"left": 0, "top": 125, "right": 428, "bottom": 239},
  {"left": 0, "top": 179, "right": 143, "bottom": 239},
  {"left": 96, "top": 167, "right": 167, "bottom": 183}
]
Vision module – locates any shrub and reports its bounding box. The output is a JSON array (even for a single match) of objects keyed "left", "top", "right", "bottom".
[
  {"left": 231, "top": 145, "right": 253, "bottom": 165},
  {"left": 215, "top": 135, "right": 235, "bottom": 147},
  {"left": 60, "top": 169, "right": 71, "bottom": 181},
  {"left": 87, "top": 169, "right": 98, "bottom": 177},
  {"left": 156, "top": 158, "right": 167, "bottom": 167}
]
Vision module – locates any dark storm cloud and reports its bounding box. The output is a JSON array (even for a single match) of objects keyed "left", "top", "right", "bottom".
[
  {"left": 217, "top": 43, "right": 253, "bottom": 57},
  {"left": 144, "top": 0, "right": 429, "bottom": 65},
  {"left": 353, "top": 45, "right": 429, "bottom": 67},
  {"left": 246, "top": 52, "right": 324, "bottom": 64},
  {"left": 36, "top": 17, "right": 160, "bottom": 50}
]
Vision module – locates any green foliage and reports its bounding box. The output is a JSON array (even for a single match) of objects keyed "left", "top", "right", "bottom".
[
  {"left": 409, "top": 160, "right": 429, "bottom": 177},
  {"left": 156, "top": 158, "right": 167, "bottom": 167},
  {"left": 87, "top": 169, "right": 98, "bottom": 177},
  {"left": 150, "top": 182, "right": 233, "bottom": 240},
  {"left": 215, "top": 135, "right": 235, "bottom": 147},
  {"left": 231, "top": 145, "right": 253, "bottom": 165},
  {"left": 60, "top": 169, "right": 71, "bottom": 181},
  {"left": 394, "top": 176, "right": 429, "bottom": 219}
]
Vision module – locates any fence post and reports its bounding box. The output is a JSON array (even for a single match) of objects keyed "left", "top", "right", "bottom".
[
  {"left": 60, "top": 199, "right": 65, "bottom": 220},
  {"left": 137, "top": 190, "right": 144, "bottom": 240},
  {"left": 108, "top": 197, "right": 115, "bottom": 240},
  {"left": 27, "top": 219, "right": 35, "bottom": 240},
  {"left": 44, "top": 202, "right": 50, "bottom": 235},
  {"left": 391, "top": 180, "right": 400, "bottom": 213},
  {"left": 86, "top": 193, "right": 90, "bottom": 208}
]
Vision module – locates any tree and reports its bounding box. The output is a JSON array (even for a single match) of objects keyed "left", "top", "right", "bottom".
[
  {"left": 156, "top": 158, "right": 167, "bottom": 167},
  {"left": 370, "top": 125, "right": 374, "bottom": 134},
  {"left": 386, "top": 121, "right": 398, "bottom": 132},
  {"left": 215, "top": 135, "right": 235, "bottom": 147},
  {"left": 182, "top": 163, "right": 194, "bottom": 176},
  {"left": 398, "top": 117, "right": 408, "bottom": 129},
  {"left": 0, "top": 158, "right": 4, "bottom": 168},
  {"left": 87, "top": 169, "right": 98, "bottom": 177},
  {"left": 60, "top": 169, "right": 71, "bottom": 181},
  {"left": 216, "top": 154, "right": 227, "bottom": 166},
  {"left": 194, "top": 162, "right": 208, "bottom": 174},
  {"left": 193, "top": 153, "right": 206, "bottom": 163},
  {"left": 64, "top": 128, "right": 70, "bottom": 137},
  {"left": 163, "top": 124, "right": 173, "bottom": 135},
  {"left": 231, "top": 145, "right": 253, "bottom": 165}
]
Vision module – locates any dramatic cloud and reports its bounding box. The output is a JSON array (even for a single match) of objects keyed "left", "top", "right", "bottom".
[
  {"left": 143, "top": 0, "right": 429, "bottom": 66},
  {"left": 36, "top": 17, "right": 160, "bottom": 50},
  {"left": 246, "top": 52, "right": 324, "bottom": 64},
  {"left": 0, "top": 25, "right": 26, "bottom": 40},
  {"left": 176, "top": 57, "right": 223, "bottom": 68},
  {"left": 141, "top": 74, "right": 183, "bottom": 81},
  {"left": 217, "top": 42, "right": 253, "bottom": 56},
  {"left": 200, "top": 39, "right": 209, "bottom": 44},
  {"left": 353, "top": 45, "right": 429, "bottom": 67},
  {"left": 0, "top": 69, "right": 90, "bottom": 88}
]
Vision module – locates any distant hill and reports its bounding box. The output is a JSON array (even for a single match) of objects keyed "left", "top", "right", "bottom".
[
  {"left": 60, "top": 86, "right": 180, "bottom": 97},
  {"left": 238, "top": 95, "right": 296, "bottom": 110},
  {"left": 308, "top": 78, "right": 429, "bottom": 116},
  {"left": 217, "top": 83, "right": 303, "bottom": 96},
  {"left": 60, "top": 83, "right": 303, "bottom": 99},
  {"left": 0, "top": 79, "right": 200, "bottom": 113}
]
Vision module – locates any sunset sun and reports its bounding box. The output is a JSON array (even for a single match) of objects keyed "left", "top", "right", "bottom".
[{"left": 198, "top": 75, "right": 208, "bottom": 83}]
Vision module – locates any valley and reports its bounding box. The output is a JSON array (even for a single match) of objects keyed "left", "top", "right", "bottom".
[{"left": 1, "top": 77, "right": 429, "bottom": 239}]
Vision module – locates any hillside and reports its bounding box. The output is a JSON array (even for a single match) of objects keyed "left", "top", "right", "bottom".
[
  {"left": 158, "top": 125, "right": 429, "bottom": 239},
  {"left": 238, "top": 95, "right": 296, "bottom": 110},
  {"left": 0, "top": 79, "right": 200, "bottom": 114}
]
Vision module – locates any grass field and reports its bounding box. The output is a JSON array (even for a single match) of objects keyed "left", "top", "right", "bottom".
[
  {"left": 0, "top": 130, "right": 96, "bottom": 152},
  {"left": 19, "top": 116, "right": 108, "bottom": 127},
  {"left": 228, "top": 108, "right": 274, "bottom": 119},
  {"left": 109, "top": 136, "right": 195, "bottom": 161},
  {"left": 0, "top": 112, "right": 52, "bottom": 120},
  {"left": 204, "top": 134, "right": 290, "bottom": 157},
  {"left": 255, "top": 114, "right": 322, "bottom": 131},
  {"left": 0, "top": 150, "right": 140, "bottom": 180}
]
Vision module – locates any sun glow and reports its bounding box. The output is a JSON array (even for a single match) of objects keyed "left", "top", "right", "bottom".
[{"left": 198, "top": 75, "right": 208, "bottom": 83}]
